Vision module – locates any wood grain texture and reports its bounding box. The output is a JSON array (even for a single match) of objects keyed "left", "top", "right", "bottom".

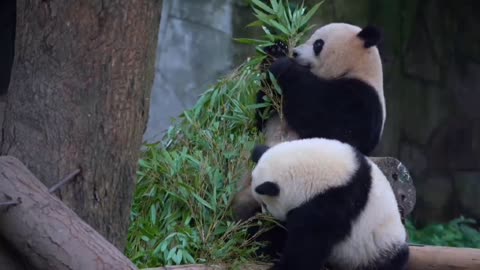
[
  {"left": 140, "top": 245, "right": 480, "bottom": 270},
  {"left": 1, "top": 0, "right": 162, "bottom": 250},
  {"left": 0, "top": 156, "right": 138, "bottom": 270},
  {"left": 408, "top": 245, "right": 480, "bottom": 270}
]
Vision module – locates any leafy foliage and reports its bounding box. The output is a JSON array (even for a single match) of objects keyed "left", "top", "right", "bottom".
[
  {"left": 236, "top": 0, "right": 323, "bottom": 52},
  {"left": 406, "top": 217, "right": 480, "bottom": 248},
  {"left": 126, "top": 1, "right": 323, "bottom": 268}
]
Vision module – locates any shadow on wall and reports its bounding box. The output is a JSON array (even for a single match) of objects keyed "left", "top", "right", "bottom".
[
  {"left": 367, "top": 0, "right": 480, "bottom": 226},
  {"left": 0, "top": 0, "right": 16, "bottom": 133},
  {"left": 0, "top": 0, "right": 15, "bottom": 96}
]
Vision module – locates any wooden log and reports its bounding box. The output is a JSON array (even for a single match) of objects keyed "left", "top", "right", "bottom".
[
  {"left": 0, "top": 156, "right": 138, "bottom": 270},
  {"left": 140, "top": 246, "right": 480, "bottom": 270},
  {"left": 408, "top": 245, "right": 480, "bottom": 270},
  {"left": 141, "top": 263, "right": 268, "bottom": 270}
]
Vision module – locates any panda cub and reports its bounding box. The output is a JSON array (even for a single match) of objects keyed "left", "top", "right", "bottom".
[
  {"left": 251, "top": 138, "right": 409, "bottom": 270},
  {"left": 232, "top": 23, "right": 386, "bottom": 221}
]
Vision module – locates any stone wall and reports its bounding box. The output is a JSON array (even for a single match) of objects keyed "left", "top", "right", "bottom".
[
  {"left": 368, "top": 0, "right": 480, "bottom": 225},
  {"left": 143, "top": 0, "right": 259, "bottom": 142}
]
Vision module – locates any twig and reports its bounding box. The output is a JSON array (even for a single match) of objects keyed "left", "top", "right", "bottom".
[
  {"left": 49, "top": 169, "right": 81, "bottom": 193},
  {"left": 0, "top": 198, "right": 21, "bottom": 207}
]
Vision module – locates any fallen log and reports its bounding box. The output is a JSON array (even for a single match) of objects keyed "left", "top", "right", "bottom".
[
  {"left": 0, "top": 156, "right": 138, "bottom": 270},
  {"left": 140, "top": 245, "right": 480, "bottom": 270},
  {"left": 408, "top": 245, "right": 480, "bottom": 270}
]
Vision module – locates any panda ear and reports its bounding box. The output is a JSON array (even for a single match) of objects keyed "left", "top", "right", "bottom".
[
  {"left": 357, "top": 26, "right": 381, "bottom": 48},
  {"left": 251, "top": 144, "right": 270, "bottom": 163},
  {"left": 255, "top": 181, "right": 280, "bottom": 197}
]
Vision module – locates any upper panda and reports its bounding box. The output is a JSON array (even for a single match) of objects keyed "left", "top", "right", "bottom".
[
  {"left": 231, "top": 23, "right": 386, "bottom": 221},
  {"left": 257, "top": 22, "right": 385, "bottom": 154},
  {"left": 251, "top": 138, "right": 408, "bottom": 270}
]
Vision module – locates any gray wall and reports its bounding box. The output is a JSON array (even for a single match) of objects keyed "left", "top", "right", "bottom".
[{"left": 143, "top": 0, "right": 258, "bottom": 143}]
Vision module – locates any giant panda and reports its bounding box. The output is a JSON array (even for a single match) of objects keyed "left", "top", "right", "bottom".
[
  {"left": 231, "top": 22, "right": 386, "bottom": 221},
  {"left": 250, "top": 138, "right": 409, "bottom": 270}
]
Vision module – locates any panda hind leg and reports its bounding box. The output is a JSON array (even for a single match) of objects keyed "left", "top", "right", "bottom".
[{"left": 363, "top": 244, "right": 409, "bottom": 270}]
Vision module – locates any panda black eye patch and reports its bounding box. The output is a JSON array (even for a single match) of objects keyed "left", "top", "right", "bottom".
[
  {"left": 255, "top": 181, "right": 280, "bottom": 196},
  {"left": 313, "top": 39, "right": 324, "bottom": 56}
]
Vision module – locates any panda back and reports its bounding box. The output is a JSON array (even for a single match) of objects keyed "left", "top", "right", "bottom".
[{"left": 329, "top": 159, "right": 406, "bottom": 269}]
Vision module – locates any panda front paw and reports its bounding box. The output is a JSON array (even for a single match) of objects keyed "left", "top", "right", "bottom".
[
  {"left": 269, "top": 57, "right": 294, "bottom": 78},
  {"left": 264, "top": 41, "right": 289, "bottom": 58}
]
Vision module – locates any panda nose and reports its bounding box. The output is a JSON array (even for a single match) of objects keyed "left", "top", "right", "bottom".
[{"left": 292, "top": 50, "right": 299, "bottom": 58}]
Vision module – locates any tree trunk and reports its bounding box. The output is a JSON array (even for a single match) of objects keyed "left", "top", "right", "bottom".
[
  {"left": 1, "top": 0, "right": 162, "bottom": 250},
  {"left": 0, "top": 156, "right": 138, "bottom": 270}
]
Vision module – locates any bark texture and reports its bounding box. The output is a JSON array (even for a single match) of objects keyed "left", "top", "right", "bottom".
[
  {"left": 1, "top": 0, "right": 162, "bottom": 250},
  {"left": 0, "top": 156, "right": 138, "bottom": 270}
]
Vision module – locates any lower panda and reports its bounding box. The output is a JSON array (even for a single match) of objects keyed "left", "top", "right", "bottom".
[
  {"left": 250, "top": 138, "right": 409, "bottom": 270},
  {"left": 231, "top": 22, "right": 386, "bottom": 221}
]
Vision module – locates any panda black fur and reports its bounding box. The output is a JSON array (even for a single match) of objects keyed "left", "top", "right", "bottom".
[
  {"left": 231, "top": 23, "right": 387, "bottom": 222},
  {"left": 251, "top": 138, "right": 409, "bottom": 270}
]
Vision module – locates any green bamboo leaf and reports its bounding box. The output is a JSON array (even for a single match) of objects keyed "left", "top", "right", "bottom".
[
  {"left": 268, "top": 19, "right": 290, "bottom": 35},
  {"left": 268, "top": 71, "right": 282, "bottom": 95},
  {"left": 245, "top": 20, "right": 264, "bottom": 28},
  {"left": 301, "top": 1, "right": 324, "bottom": 27},
  {"left": 271, "top": 0, "right": 279, "bottom": 13},
  {"left": 184, "top": 252, "right": 195, "bottom": 264},
  {"left": 150, "top": 204, "right": 157, "bottom": 225},
  {"left": 251, "top": 0, "right": 274, "bottom": 14},
  {"left": 234, "top": 38, "right": 268, "bottom": 45},
  {"left": 192, "top": 193, "right": 213, "bottom": 210},
  {"left": 252, "top": 7, "right": 275, "bottom": 24}
]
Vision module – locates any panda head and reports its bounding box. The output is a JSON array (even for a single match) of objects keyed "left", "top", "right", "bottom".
[
  {"left": 250, "top": 138, "right": 360, "bottom": 221},
  {"left": 293, "top": 23, "right": 383, "bottom": 91}
]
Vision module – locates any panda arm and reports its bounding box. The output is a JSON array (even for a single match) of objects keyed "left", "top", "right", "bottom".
[
  {"left": 272, "top": 197, "right": 352, "bottom": 270},
  {"left": 270, "top": 59, "right": 383, "bottom": 154},
  {"left": 255, "top": 42, "right": 289, "bottom": 131}
]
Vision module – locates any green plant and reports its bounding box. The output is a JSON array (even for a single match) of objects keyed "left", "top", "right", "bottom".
[
  {"left": 406, "top": 217, "right": 480, "bottom": 248},
  {"left": 236, "top": 0, "right": 323, "bottom": 51},
  {"left": 126, "top": 0, "right": 323, "bottom": 267}
]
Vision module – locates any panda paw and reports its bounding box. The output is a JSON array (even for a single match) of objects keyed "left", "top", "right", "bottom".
[
  {"left": 264, "top": 41, "right": 289, "bottom": 58},
  {"left": 269, "top": 57, "right": 294, "bottom": 78}
]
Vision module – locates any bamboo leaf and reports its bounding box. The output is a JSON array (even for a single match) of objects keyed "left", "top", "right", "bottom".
[
  {"left": 268, "top": 19, "right": 290, "bottom": 35},
  {"left": 301, "top": 1, "right": 324, "bottom": 27},
  {"left": 250, "top": 0, "right": 274, "bottom": 14}
]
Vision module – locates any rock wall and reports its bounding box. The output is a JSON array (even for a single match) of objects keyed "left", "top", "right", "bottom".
[
  {"left": 371, "top": 0, "right": 480, "bottom": 225},
  {"left": 143, "top": 0, "right": 258, "bottom": 142}
]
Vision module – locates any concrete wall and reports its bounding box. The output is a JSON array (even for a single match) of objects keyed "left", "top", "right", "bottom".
[{"left": 143, "top": 0, "right": 258, "bottom": 143}]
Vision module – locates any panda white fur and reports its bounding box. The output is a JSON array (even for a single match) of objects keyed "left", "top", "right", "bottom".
[
  {"left": 232, "top": 23, "right": 386, "bottom": 221},
  {"left": 251, "top": 138, "right": 408, "bottom": 270}
]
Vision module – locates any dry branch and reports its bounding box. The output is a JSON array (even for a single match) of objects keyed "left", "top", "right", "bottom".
[{"left": 0, "top": 156, "right": 138, "bottom": 270}]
